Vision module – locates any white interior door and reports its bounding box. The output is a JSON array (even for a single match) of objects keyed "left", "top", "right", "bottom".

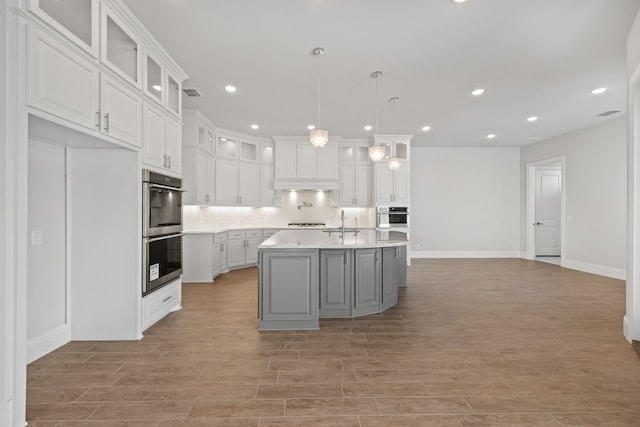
[{"left": 535, "top": 168, "right": 561, "bottom": 256}]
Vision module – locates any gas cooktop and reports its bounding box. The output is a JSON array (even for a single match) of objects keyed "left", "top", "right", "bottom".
[{"left": 288, "top": 222, "right": 326, "bottom": 227}]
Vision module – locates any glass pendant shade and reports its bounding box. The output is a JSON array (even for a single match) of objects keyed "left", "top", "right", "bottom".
[
  {"left": 369, "top": 145, "right": 385, "bottom": 162},
  {"left": 388, "top": 157, "right": 401, "bottom": 170},
  {"left": 310, "top": 128, "right": 328, "bottom": 148}
]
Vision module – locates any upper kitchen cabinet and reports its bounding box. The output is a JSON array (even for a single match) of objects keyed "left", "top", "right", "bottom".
[
  {"left": 240, "top": 139, "right": 259, "bottom": 162},
  {"left": 101, "top": 4, "right": 141, "bottom": 88},
  {"left": 27, "top": 0, "right": 100, "bottom": 57},
  {"left": 340, "top": 141, "right": 371, "bottom": 165},
  {"left": 261, "top": 141, "right": 275, "bottom": 163},
  {"left": 24, "top": 0, "right": 188, "bottom": 151},
  {"left": 182, "top": 110, "right": 215, "bottom": 152},
  {"left": 27, "top": 26, "right": 141, "bottom": 147},
  {"left": 335, "top": 140, "right": 371, "bottom": 207},
  {"left": 273, "top": 137, "right": 340, "bottom": 190},
  {"left": 142, "top": 101, "right": 182, "bottom": 173},
  {"left": 216, "top": 134, "right": 239, "bottom": 159},
  {"left": 370, "top": 135, "right": 412, "bottom": 162},
  {"left": 374, "top": 161, "right": 410, "bottom": 205}
]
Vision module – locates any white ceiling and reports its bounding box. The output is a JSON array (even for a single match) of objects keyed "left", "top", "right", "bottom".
[{"left": 123, "top": 0, "right": 640, "bottom": 147}]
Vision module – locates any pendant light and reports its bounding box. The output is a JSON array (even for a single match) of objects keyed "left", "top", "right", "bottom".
[
  {"left": 368, "top": 71, "right": 386, "bottom": 162},
  {"left": 310, "top": 47, "right": 328, "bottom": 148},
  {"left": 388, "top": 96, "right": 401, "bottom": 170}
]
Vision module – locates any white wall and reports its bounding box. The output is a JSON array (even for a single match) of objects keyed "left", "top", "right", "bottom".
[
  {"left": 626, "top": 9, "right": 640, "bottom": 342},
  {"left": 27, "top": 140, "right": 68, "bottom": 362},
  {"left": 410, "top": 147, "right": 521, "bottom": 257},
  {"left": 69, "top": 148, "right": 140, "bottom": 340},
  {"left": 521, "top": 117, "right": 627, "bottom": 278},
  {"left": 184, "top": 190, "right": 375, "bottom": 230}
]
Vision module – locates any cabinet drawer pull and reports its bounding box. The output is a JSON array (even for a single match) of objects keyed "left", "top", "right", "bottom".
[
  {"left": 95, "top": 111, "right": 101, "bottom": 129},
  {"left": 161, "top": 296, "right": 173, "bottom": 303},
  {"left": 103, "top": 113, "right": 109, "bottom": 132}
]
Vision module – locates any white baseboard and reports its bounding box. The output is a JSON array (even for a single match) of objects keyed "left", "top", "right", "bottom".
[
  {"left": 561, "top": 258, "right": 626, "bottom": 280},
  {"left": 410, "top": 250, "right": 522, "bottom": 259},
  {"left": 27, "top": 324, "right": 70, "bottom": 364}
]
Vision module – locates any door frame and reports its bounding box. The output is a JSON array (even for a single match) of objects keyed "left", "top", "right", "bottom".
[{"left": 525, "top": 156, "right": 566, "bottom": 262}]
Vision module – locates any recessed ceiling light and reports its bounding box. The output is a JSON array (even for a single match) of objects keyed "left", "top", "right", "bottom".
[
  {"left": 152, "top": 84, "right": 162, "bottom": 91},
  {"left": 592, "top": 87, "right": 607, "bottom": 95},
  {"left": 224, "top": 85, "right": 237, "bottom": 93},
  {"left": 527, "top": 116, "right": 538, "bottom": 122},
  {"left": 364, "top": 125, "right": 372, "bottom": 131},
  {"left": 251, "top": 124, "right": 259, "bottom": 130},
  {"left": 451, "top": 0, "right": 467, "bottom": 3},
  {"left": 307, "top": 124, "right": 316, "bottom": 130},
  {"left": 220, "top": 137, "right": 227, "bottom": 141},
  {"left": 471, "top": 88, "right": 484, "bottom": 96},
  {"left": 487, "top": 134, "right": 496, "bottom": 139},
  {"left": 422, "top": 126, "right": 431, "bottom": 131}
]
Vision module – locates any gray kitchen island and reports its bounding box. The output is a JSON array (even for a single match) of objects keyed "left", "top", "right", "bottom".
[{"left": 257, "top": 229, "right": 409, "bottom": 331}]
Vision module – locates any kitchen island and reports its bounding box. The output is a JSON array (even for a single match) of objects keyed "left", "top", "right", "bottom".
[{"left": 257, "top": 229, "right": 409, "bottom": 330}]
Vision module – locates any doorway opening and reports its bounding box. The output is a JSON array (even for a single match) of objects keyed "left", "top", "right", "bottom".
[{"left": 525, "top": 157, "right": 566, "bottom": 264}]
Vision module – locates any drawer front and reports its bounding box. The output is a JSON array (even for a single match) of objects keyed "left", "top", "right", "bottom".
[
  {"left": 227, "top": 230, "right": 246, "bottom": 240},
  {"left": 262, "top": 229, "right": 278, "bottom": 238},
  {"left": 246, "top": 229, "right": 262, "bottom": 238},
  {"left": 213, "top": 232, "right": 227, "bottom": 244},
  {"left": 142, "top": 279, "right": 181, "bottom": 330}
]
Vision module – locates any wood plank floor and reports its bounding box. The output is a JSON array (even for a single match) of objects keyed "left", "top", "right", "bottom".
[{"left": 27, "top": 259, "right": 640, "bottom": 426}]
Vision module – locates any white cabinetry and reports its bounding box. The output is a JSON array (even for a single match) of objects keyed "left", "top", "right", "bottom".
[
  {"left": 374, "top": 162, "right": 410, "bottom": 205},
  {"left": 212, "top": 232, "right": 228, "bottom": 279},
  {"left": 214, "top": 159, "right": 259, "bottom": 206},
  {"left": 371, "top": 135, "right": 412, "bottom": 206},
  {"left": 335, "top": 141, "right": 371, "bottom": 207},
  {"left": 27, "top": 26, "right": 142, "bottom": 147},
  {"left": 227, "top": 230, "right": 262, "bottom": 269},
  {"left": 182, "top": 148, "right": 215, "bottom": 205},
  {"left": 273, "top": 137, "right": 340, "bottom": 190},
  {"left": 141, "top": 279, "right": 181, "bottom": 331},
  {"left": 100, "top": 3, "right": 141, "bottom": 88},
  {"left": 142, "top": 102, "right": 181, "bottom": 173}
]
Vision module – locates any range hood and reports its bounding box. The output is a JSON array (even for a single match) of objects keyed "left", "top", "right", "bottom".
[{"left": 273, "top": 136, "right": 340, "bottom": 191}]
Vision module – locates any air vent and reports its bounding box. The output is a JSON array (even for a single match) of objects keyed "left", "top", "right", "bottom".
[
  {"left": 597, "top": 109, "right": 620, "bottom": 117},
  {"left": 183, "top": 87, "right": 203, "bottom": 97}
]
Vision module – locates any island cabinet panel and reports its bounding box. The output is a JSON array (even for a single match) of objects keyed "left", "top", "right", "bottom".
[
  {"left": 381, "top": 246, "right": 399, "bottom": 311},
  {"left": 259, "top": 250, "right": 319, "bottom": 330},
  {"left": 353, "top": 248, "right": 381, "bottom": 316},
  {"left": 319, "top": 250, "right": 352, "bottom": 318},
  {"left": 397, "top": 245, "right": 408, "bottom": 287}
]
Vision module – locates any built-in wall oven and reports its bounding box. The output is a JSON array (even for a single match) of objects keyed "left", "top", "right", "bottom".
[
  {"left": 143, "top": 169, "right": 184, "bottom": 295},
  {"left": 377, "top": 206, "right": 409, "bottom": 228}
]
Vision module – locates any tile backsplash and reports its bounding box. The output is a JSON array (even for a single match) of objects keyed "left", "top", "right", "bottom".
[{"left": 184, "top": 190, "right": 375, "bottom": 230}]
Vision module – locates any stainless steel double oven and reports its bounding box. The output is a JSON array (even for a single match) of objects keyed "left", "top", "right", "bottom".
[{"left": 142, "top": 169, "right": 184, "bottom": 295}]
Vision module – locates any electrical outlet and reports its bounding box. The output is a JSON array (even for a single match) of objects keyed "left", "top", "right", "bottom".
[{"left": 31, "top": 231, "right": 42, "bottom": 245}]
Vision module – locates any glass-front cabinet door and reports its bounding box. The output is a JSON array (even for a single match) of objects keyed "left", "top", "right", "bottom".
[
  {"left": 29, "top": 0, "right": 99, "bottom": 56},
  {"left": 145, "top": 52, "right": 163, "bottom": 103},
  {"left": 355, "top": 144, "right": 370, "bottom": 164},
  {"left": 101, "top": 5, "right": 140, "bottom": 87},
  {"left": 261, "top": 141, "right": 274, "bottom": 163},
  {"left": 216, "top": 135, "right": 238, "bottom": 159},
  {"left": 240, "top": 140, "right": 259, "bottom": 162},
  {"left": 167, "top": 74, "right": 181, "bottom": 116}
]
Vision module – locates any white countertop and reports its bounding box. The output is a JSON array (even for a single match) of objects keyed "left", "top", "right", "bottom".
[{"left": 258, "top": 229, "right": 409, "bottom": 249}]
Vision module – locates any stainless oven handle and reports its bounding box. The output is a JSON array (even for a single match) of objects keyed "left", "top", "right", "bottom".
[
  {"left": 145, "top": 233, "right": 185, "bottom": 243},
  {"left": 147, "top": 183, "right": 185, "bottom": 192}
]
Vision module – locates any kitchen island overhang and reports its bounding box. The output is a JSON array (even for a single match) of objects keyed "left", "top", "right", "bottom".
[{"left": 257, "top": 229, "right": 409, "bottom": 331}]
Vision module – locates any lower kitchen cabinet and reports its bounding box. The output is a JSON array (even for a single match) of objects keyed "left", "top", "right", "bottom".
[
  {"left": 141, "top": 278, "right": 181, "bottom": 331},
  {"left": 227, "top": 229, "right": 262, "bottom": 269},
  {"left": 259, "top": 250, "right": 319, "bottom": 330},
  {"left": 397, "top": 244, "right": 407, "bottom": 287},
  {"left": 352, "top": 248, "right": 381, "bottom": 316},
  {"left": 319, "top": 249, "right": 352, "bottom": 318},
  {"left": 381, "top": 246, "right": 398, "bottom": 310},
  {"left": 182, "top": 234, "right": 214, "bottom": 282},
  {"left": 212, "top": 232, "right": 228, "bottom": 278}
]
